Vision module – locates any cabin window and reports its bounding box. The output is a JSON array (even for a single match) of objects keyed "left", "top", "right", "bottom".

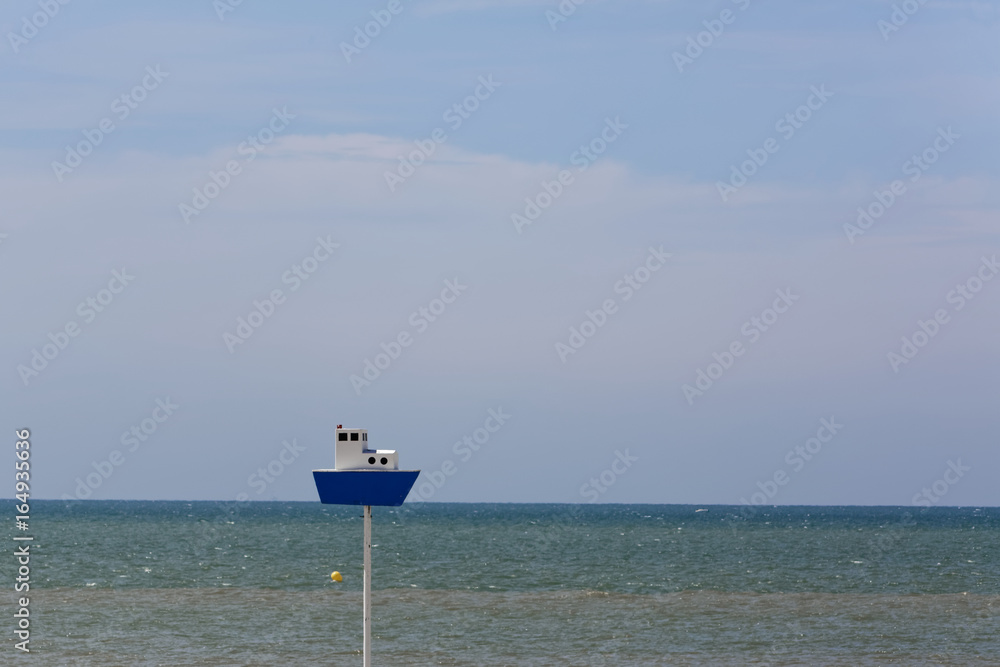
[
  {"left": 338, "top": 433, "right": 348, "bottom": 441},
  {"left": 380, "top": 457, "right": 388, "bottom": 465},
  {"left": 368, "top": 457, "right": 376, "bottom": 464},
  {"left": 351, "top": 433, "right": 359, "bottom": 441},
  {"left": 363, "top": 434, "right": 367, "bottom": 441}
]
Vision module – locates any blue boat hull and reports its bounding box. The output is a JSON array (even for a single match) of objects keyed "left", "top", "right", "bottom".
[{"left": 312, "top": 469, "right": 420, "bottom": 506}]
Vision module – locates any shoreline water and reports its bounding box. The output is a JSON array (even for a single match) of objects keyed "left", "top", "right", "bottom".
[{"left": 6, "top": 501, "right": 998, "bottom": 664}]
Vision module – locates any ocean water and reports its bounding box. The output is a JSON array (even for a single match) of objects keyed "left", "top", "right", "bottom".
[{"left": 5, "top": 501, "right": 999, "bottom": 665}]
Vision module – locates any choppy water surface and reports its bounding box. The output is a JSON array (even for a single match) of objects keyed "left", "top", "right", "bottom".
[{"left": 5, "top": 501, "right": 998, "bottom": 665}]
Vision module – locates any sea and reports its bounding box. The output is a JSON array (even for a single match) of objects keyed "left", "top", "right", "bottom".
[{"left": 4, "top": 501, "right": 999, "bottom": 665}]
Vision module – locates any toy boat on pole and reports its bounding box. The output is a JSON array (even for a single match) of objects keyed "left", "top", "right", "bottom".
[
  {"left": 312, "top": 426, "right": 419, "bottom": 506},
  {"left": 312, "top": 425, "right": 420, "bottom": 666}
]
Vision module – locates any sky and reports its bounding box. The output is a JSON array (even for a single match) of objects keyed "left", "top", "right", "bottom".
[{"left": 2, "top": 0, "right": 997, "bottom": 506}]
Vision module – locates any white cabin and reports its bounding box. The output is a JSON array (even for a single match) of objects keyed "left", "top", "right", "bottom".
[{"left": 334, "top": 426, "right": 399, "bottom": 470}]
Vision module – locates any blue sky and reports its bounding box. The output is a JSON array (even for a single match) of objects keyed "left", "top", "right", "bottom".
[{"left": 2, "top": 0, "right": 998, "bottom": 505}]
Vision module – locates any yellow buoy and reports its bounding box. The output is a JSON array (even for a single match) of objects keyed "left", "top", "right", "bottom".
[{"left": 330, "top": 571, "right": 343, "bottom": 582}]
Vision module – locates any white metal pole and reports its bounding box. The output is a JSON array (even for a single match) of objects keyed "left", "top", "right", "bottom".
[{"left": 363, "top": 504, "right": 372, "bottom": 667}]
